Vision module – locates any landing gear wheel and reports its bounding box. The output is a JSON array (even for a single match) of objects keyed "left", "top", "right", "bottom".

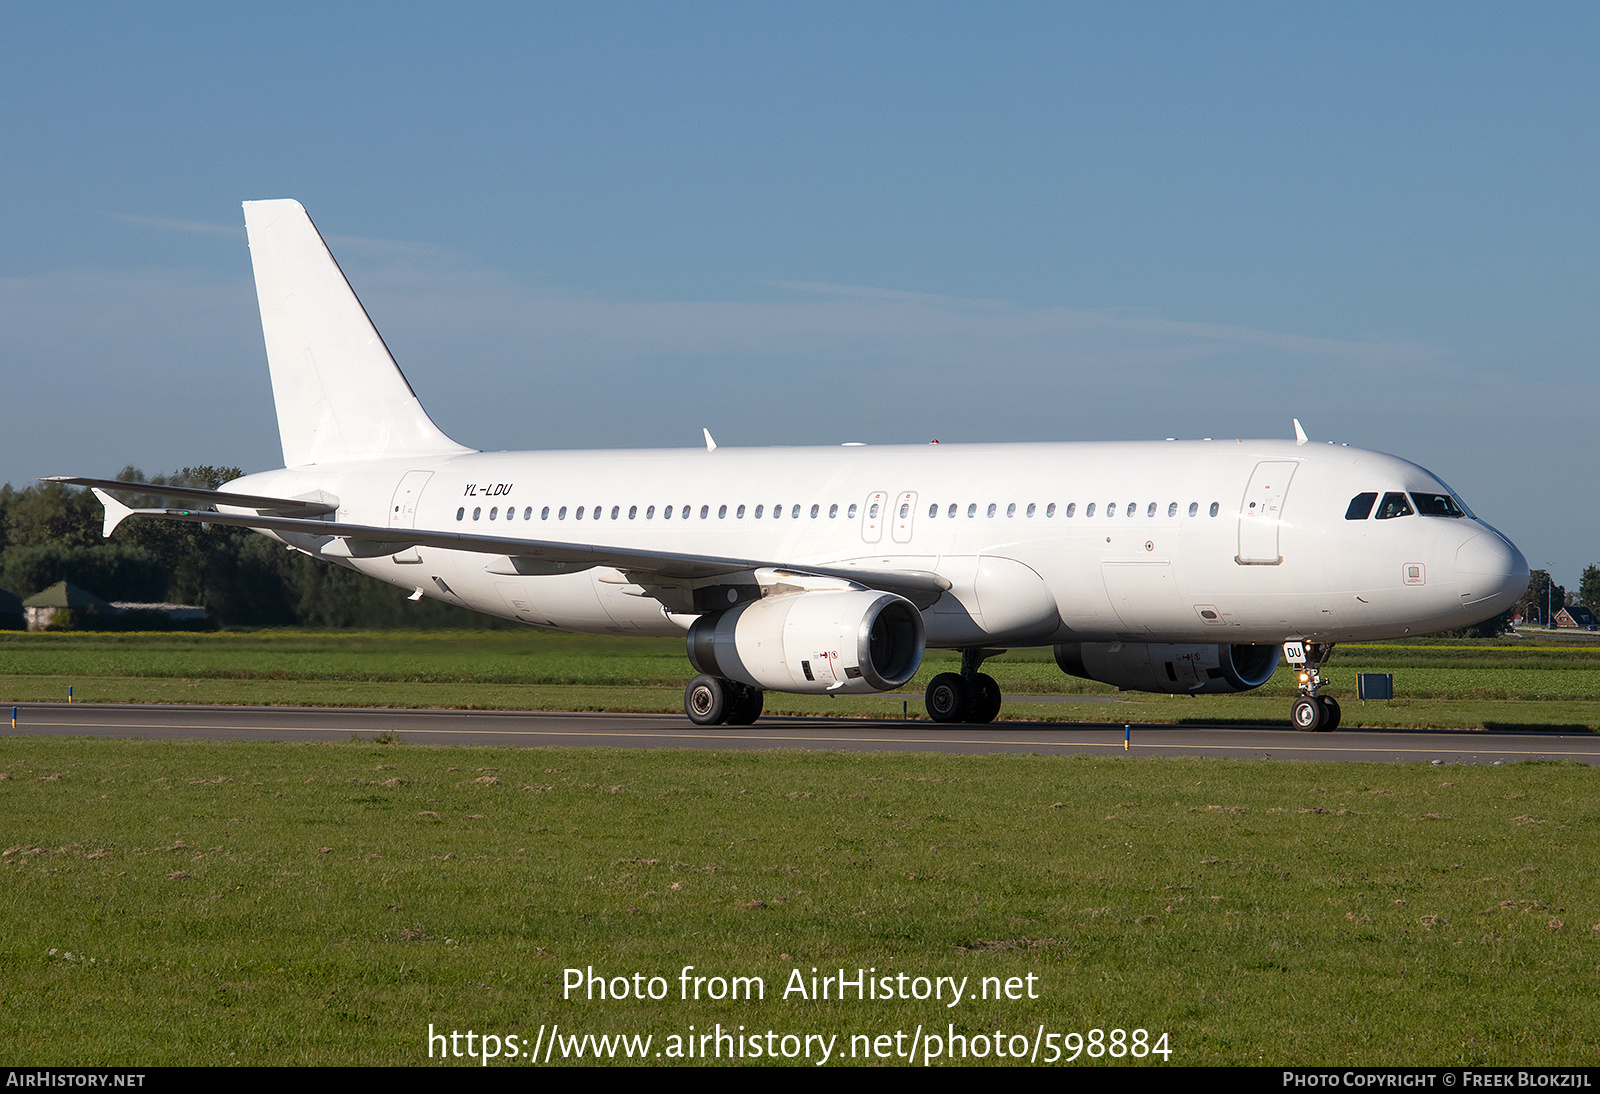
[
  {"left": 1316, "top": 695, "right": 1341, "bottom": 732},
  {"left": 1291, "top": 696, "right": 1323, "bottom": 732},
  {"left": 725, "top": 683, "right": 764, "bottom": 726},
  {"left": 925, "top": 673, "right": 972, "bottom": 723},
  {"left": 685, "top": 674, "right": 731, "bottom": 726},
  {"left": 968, "top": 672, "right": 1003, "bottom": 724}
]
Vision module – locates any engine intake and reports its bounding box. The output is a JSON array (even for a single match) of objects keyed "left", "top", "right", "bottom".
[
  {"left": 689, "top": 590, "right": 925, "bottom": 694},
  {"left": 1054, "top": 642, "right": 1280, "bottom": 695}
]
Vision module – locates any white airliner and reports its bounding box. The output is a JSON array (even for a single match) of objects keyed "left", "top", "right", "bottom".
[{"left": 54, "top": 199, "right": 1530, "bottom": 732}]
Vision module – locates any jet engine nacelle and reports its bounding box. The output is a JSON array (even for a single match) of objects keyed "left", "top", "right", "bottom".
[
  {"left": 688, "top": 590, "right": 925, "bottom": 695},
  {"left": 1054, "top": 641, "right": 1281, "bottom": 695}
]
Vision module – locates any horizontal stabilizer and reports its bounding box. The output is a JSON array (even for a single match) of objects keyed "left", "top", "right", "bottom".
[
  {"left": 91, "top": 489, "right": 134, "bottom": 538},
  {"left": 47, "top": 476, "right": 338, "bottom": 517}
]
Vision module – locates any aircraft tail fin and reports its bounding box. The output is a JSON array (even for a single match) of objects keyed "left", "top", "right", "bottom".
[{"left": 242, "top": 199, "right": 472, "bottom": 468}]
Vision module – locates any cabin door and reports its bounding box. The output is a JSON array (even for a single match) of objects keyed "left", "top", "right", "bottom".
[
  {"left": 388, "top": 471, "right": 432, "bottom": 565},
  {"left": 1236, "top": 461, "right": 1297, "bottom": 565}
]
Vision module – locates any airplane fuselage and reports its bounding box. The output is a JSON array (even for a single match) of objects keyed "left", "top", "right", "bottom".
[{"left": 228, "top": 437, "right": 1526, "bottom": 649}]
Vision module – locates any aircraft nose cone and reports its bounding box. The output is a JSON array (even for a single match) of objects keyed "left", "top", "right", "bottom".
[{"left": 1456, "top": 531, "right": 1530, "bottom": 611}]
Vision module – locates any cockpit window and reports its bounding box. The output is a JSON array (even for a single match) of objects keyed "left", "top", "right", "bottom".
[
  {"left": 1374, "top": 492, "right": 1414, "bottom": 520},
  {"left": 1345, "top": 492, "right": 1377, "bottom": 520},
  {"left": 1410, "top": 493, "right": 1465, "bottom": 518}
]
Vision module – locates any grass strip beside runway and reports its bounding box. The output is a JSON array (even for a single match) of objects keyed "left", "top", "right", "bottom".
[{"left": 1, "top": 630, "right": 1597, "bottom": 730}]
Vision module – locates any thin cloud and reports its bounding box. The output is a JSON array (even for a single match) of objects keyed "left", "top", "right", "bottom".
[{"left": 109, "top": 213, "right": 244, "bottom": 239}]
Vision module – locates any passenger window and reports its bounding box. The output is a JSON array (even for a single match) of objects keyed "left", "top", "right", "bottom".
[
  {"left": 829, "top": 504, "right": 839, "bottom": 518},
  {"left": 1411, "top": 493, "right": 1464, "bottom": 517},
  {"left": 1188, "top": 502, "right": 1198, "bottom": 517},
  {"left": 1375, "top": 492, "right": 1414, "bottom": 519},
  {"left": 1209, "top": 502, "right": 1219, "bottom": 517},
  {"left": 682, "top": 505, "right": 691, "bottom": 520},
  {"left": 967, "top": 503, "right": 976, "bottom": 518},
  {"left": 490, "top": 507, "right": 498, "bottom": 520},
  {"left": 1086, "top": 503, "right": 1096, "bottom": 517},
  {"left": 1107, "top": 502, "right": 1116, "bottom": 518},
  {"left": 718, "top": 504, "right": 727, "bottom": 519},
  {"left": 1144, "top": 502, "right": 1154, "bottom": 517},
  {"left": 792, "top": 504, "right": 800, "bottom": 519},
  {"left": 928, "top": 503, "right": 937, "bottom": 518},
  {"left": 456, "top": 507, "right": 464, "bottom": 521},
  {"left": 1167, "top": 502, "right": 1177, "bottom": 517},
  {"left": 754, "top": 504, "right": 764, "bottom": 518},
  {"left": 987, "top": 503, "right": 997, "bottom": 518},
  {"left": 506, "top": 507, "right": 515, "bottom": 521},
  {"left": 611, "top": 505, "right": 620, "bottom": 520},
  {"left": 900, "top": 502, "right": 910, "bottom": 518},
  {"left": 627, "top": 505, "right": 636, "bottom": 520},
  {"left": 948, "top": 503, "right": 957, "bottom": 518},
  {"left": 1065, "top": 503, "right": 1075, "bottom": 517},
  {"left": 736, "top": 504, "right": 745, "bottom": 518},
  {"left": 646, "top": 505, "right": 655, "bottom": 519},
  {"left": 1006, "top": 503, "right": 1016, "bottom": 518},
  {"left": 1345, "top": 492, "right": 1378, "bottom": 520},
  {"left": 1128, "top": 502, "right": 1138, "bottom": 517},
  {"left": 558, "top": 506, "right": 567, "bottom": 520},
  {"left": 700, "top": 505, "right": 709, "bottom": 519},
  {"left": 849, "top": 504, "right": 858, "bottom": 519},
  {"left": 774, "top": 503, "right": 783, "bottom": 519},
  {"left": 663, "top": 505, "right": 673, "bottom": 519},
  {"left": 869, "top": 503, "right": 879, "bottom": 519},
  {"left": 1026, "top": 502, "right": 1036, "bottom": 517},
  {"left": 524, "top": 507, "right": 532, "bottom": 520},
  {"left": 1046, "top": 502, "right": 1056, "bottom": 517},
  {"left": 810, "top": 504, "right": 819, "bottom": 518},
  {"left": 541, "top": 506, "right": 549, "bottom": 520},
  {"left": 575, "top": 506, "right": 584, "bottom": 520}
]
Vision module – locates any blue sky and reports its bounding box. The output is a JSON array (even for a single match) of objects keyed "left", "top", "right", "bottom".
[{"left": 1, "top": 3, "right": 1595, "bottom": 587}]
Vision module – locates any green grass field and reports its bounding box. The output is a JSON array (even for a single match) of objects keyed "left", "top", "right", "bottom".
[
  {"left": 3, "top": 735, "right": 1598, "bottom": 1066},
  {"left": 2, "top": 629, "right": 1599, "bottom": 731},
  {"left": 4, "top": 631, "right": 1599, "bottom": 1066}
]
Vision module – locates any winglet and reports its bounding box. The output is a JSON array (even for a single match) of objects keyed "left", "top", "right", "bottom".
[
  {"left": 1293, "top": 418, "right": 1308, "bottom": 446},
  {"left": 703, "top": 428, "right": 717, "bottom": 452},
  {"left": 91, "top": 488, "right": 135, "bottom": 538}
]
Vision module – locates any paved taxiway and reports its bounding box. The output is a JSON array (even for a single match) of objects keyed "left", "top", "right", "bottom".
[{"left": 4, "top": 702, "right": 1597, "bottom": 765}]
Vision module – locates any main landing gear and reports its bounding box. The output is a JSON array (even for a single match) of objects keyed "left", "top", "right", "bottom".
[
  {"left": 684, "top": 674, "right": 764, "bottom": 726},
  {"left": 1284, "top": 640, "right": 1340, "bottom": 732},
  {"left": 924, "top": 648, "right": 1006, "bottom": 724}
]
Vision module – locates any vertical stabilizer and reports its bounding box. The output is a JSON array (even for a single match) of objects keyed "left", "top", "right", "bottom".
[{"left": 243, "top": 199, "right": 472, "bottom": 467}]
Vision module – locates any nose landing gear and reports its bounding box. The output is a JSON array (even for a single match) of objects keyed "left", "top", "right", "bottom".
[
  {"left": 925, "top": 648, "right": 1006, "bottom": 724},
  {"left": 1284, "top": 641, "right": 1340, "bottom": 731}
]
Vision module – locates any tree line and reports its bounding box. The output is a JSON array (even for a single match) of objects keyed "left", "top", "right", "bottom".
[{"left": 0, "top": 468, "right": 509, "bottom": 628}]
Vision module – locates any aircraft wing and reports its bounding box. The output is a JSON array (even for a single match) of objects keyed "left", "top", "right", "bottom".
[{"left": 88, "top": 490, "right": 951, "bottom": 608}]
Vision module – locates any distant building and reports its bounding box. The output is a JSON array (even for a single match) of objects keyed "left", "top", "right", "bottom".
[
  {"left": 1553, "top": 605, "right": 1599, "bottom": 630},
  {"left": 21, "top": 581, "right": 207, "bottom": 630},
  {"left": 22, "top": 581, "right": 113, "bottom": 630},
  {"left": 110, "top": 602, "right": 209, "bottom": 626}
]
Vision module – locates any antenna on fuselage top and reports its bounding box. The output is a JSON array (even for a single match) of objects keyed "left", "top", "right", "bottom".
[
  {"left": 1293, "top": 418, "right": 1309, "bottom": 446},
  {"left": 703, "top": 428, "right": 718, "bottom": 452}
]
